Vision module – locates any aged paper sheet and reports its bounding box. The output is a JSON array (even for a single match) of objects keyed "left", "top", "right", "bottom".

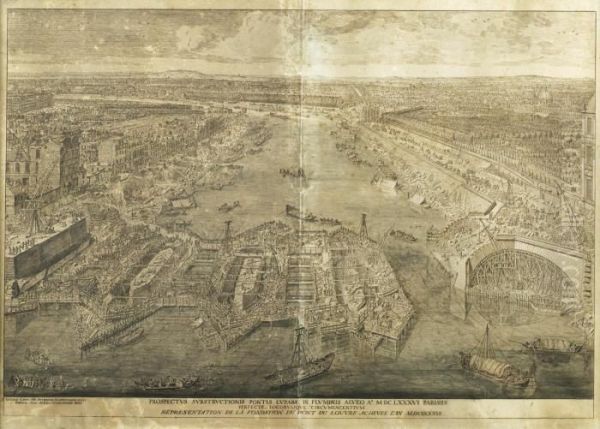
[{"left": 1, "top": 0, "right": 598, "bottom": 427}]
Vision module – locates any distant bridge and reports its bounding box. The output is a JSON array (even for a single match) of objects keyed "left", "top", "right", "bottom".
[{"left": 382, "top": 106, "right": 424, "bottom": 118}]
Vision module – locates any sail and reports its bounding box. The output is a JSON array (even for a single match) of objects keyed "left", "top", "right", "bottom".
[{"left": 469, "top": 355, "right": 512, "bottom": 379}]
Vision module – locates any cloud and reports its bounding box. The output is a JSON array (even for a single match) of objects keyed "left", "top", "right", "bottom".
[
  {"left": 306, "top": 11, "right": 377, "bottom": 36},
  {"left": 173, "top": 11, "right": 301, "bottom": 66},
  {"left": 211, "top": 11, "right": 300, "bottom": 62},
  {"left": 302, "top": 11, "right": 594, "bottom": 78},
  {"left": 176, "top": 25, "right": 216, "bottom": 52}
]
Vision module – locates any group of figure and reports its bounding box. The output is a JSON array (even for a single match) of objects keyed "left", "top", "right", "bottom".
[{"left": 279, "top": 167, "right": 305, "bottom": 178}]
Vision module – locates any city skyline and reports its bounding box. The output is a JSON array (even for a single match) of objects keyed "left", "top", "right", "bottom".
[{"left": 8, "top": 10, "right": 596, "bottom": 78}]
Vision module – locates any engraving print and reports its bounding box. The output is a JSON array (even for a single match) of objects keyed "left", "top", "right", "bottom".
[{"left": 3, "top": 9, "right": 595, "bottom": 400}]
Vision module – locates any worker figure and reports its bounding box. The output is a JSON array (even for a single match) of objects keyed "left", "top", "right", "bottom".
[
  {"left": 459, "top": 351, "right": 470, "bottom": 369},
  {"left": 11, "top": 280, "right": 20, "bottom": 299}
]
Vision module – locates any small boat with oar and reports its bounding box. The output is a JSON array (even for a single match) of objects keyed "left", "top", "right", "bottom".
[{"left": 135, "top": 376, "right": 200, "bottom": 391}]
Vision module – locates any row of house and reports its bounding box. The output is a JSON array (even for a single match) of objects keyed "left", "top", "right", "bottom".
[
  {"left": 7, "top": 132, "right": 83, "bottom": 212},
  {"left": 7, "top": 111, "right": 213, "bottom": 214},
  {"left": 89, "top": 115, "right": 208, "bottom": 177},
  {"left": 7, "top": 91, "right": 54, "bottom": 116}
]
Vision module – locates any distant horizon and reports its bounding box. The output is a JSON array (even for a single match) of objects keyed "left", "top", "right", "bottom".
[{"left": 6, "top": 70, "right": 595, "bottom": 82}]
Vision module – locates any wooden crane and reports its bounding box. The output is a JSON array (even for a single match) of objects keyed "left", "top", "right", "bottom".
[
  {"left": 20, "top": 156, "right": 59, "bottom": 235},
  {"left": 478, "top": 218, "right": 498, "bottom": 249}
]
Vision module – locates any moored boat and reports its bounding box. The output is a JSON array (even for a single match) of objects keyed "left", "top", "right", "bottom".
[
  {"left": 529, "top": 303, "right": 562, "bottom": 316},
  {"left": 522, "top": 337, "right": 584, "bottom": 364},
  {"left": 285, "top": 204, "right": 317, "bottom": 222}
]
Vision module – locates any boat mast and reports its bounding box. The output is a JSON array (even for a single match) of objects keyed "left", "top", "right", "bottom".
[
  {"left": 474, "top": 323, "right": 495, "bottom": 359},
  {"left": 484, "top": 324, "right": 490, "bottom": 358},
  {"left": 290, "top": 327, "right": 310, "bottom": 366},
  {"left": 481, "top": 324, "right": 496, "bottom": 359}
]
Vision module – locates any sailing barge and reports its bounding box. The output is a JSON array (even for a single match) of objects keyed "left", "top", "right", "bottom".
[
  {"left": 266, "top": 327, "right": 335, "bottom": 388},
  {"left": 460, "top": 325, "right": 536, "bottom": 389}
]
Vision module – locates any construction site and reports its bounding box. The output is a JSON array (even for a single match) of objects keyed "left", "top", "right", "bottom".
[{"left": 189, "top": 215, "right": 415, "bottom": 361}]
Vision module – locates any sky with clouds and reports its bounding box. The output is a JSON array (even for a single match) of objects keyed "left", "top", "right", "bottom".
[{"left": 8, "top": 10, "right": 596, "bottom": 78}]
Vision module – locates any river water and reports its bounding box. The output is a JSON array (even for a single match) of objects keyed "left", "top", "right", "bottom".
[{"left": 4, "top": 307, "right": 592, "bottom": 398}]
